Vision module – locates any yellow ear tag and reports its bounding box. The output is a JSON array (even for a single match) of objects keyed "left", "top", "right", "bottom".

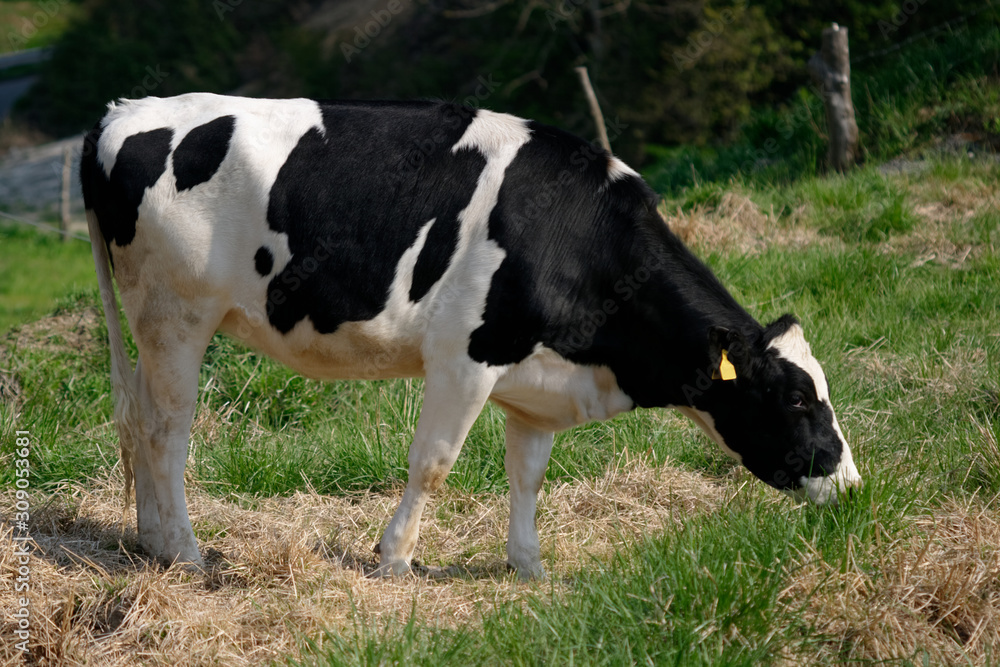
[{"left": 717, "top": 349, "right": 737, "bottom": 381}]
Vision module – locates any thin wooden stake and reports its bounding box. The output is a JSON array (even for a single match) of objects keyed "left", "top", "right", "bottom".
[{"left": 574, "top": 66, "right": 611, "bottom": 153}]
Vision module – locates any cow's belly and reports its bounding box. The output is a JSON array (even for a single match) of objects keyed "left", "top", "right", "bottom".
[{"left": 219, "top": 308, "right": 425, "bottom": 380}]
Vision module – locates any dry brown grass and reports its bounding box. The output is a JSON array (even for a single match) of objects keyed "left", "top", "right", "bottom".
[
  {"left": 847, "top": 337, "right": 992, "bottom": 400},
  {"left": 661, "top": 192, "right": 835, "bottom": 256},
  {"left": 890, "top": 200, "right": 993, "bottom": 268},
  {"left": 8, "top": 307, "right": 103, "bottom": 359},
  {"left": 1, "top": 305, "right": 103, "bottom": 421},
  {"left": 0, "top": 455, "right": 723, "bottom": 666},
  {"left": 889, "top": 170, "right": 1000, "bottom": 264},
  {"left": 788, "top": 498, "right": 1000, "bottom": 665},
  {"left": 661, "top": 168, "right": 997, "bottom": 264},
  {"left": 8, "top": 462, "right": 999, "bottom": 665},
  {"left": 0, "top": 119, "right": 52, "bottom": 160}
]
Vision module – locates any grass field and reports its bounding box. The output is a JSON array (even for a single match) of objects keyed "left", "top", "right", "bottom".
[
  {"left": 0, "top": 151, "right": 997, "bottom": 665},
  {"left": 0, "top": 222, "right": 94, "bottom": 332}
]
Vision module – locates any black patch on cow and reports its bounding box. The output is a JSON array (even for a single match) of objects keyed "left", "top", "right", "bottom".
[
  {"left": 173, "top": 115, "right": 236, "bottom": 191},
  {"left": 80, "top": 125, "right": 174, "bottom": 249},
  {"left": 254, "top": 246, "right": 274, "bottom": 276},
  {"left": 409, "top": 215, "right": 459, "bottom": 303},
  {"left": 265, "top": 101, "right": 484, "bottom": 334},
  {"left": 466, "top": 120, "right": 758, "bottom": 408},
  {"left": 763, "top": 313, "right": 799, "bottom": 343}
]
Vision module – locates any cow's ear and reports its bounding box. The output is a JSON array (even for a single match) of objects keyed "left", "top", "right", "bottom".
[{"left": 708, "top": 326, "right": 752, "bottom": 381}]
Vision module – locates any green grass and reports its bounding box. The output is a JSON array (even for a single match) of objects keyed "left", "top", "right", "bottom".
[
  {"left": 0, "top": 223, "right": 95, "bottom": 331},
  {"left": 299, "top": 475, "right": 915, "bottom": 667},
  {"left": 0, "top": 0, "right": 81, "bottom": 54},
  {"left": 0, "top": 12, "right": 995, "bottom": 662},
  {"left": 303, "top": 505, "right": 812, "bottom": 667}
]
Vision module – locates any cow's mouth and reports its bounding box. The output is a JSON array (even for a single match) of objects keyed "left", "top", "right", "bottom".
[{"left": 784, "top": 460, "right": 863, "bottom": 505}]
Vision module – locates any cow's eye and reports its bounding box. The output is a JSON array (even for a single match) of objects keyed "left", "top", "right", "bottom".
[{"left": 786, "top": 391, "right": 807, "bottom": 411}]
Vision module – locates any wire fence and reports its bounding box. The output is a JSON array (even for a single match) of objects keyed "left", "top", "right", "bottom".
[{"left": 0, "top": 209, "right": 91, "bottom": 243}]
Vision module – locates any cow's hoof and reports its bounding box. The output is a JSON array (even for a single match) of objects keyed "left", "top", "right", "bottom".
[
  {"left": 368, "top": 560, "right": 414, "bottom": 579},
  {"left": 138, "top": 536, "right": 166, "bottom": 560},
  {"left": 164, "top": 556, "right": 205, "bottom": 574},
  {"left": 506, "top": 560, "right": 547, "bottom": 582}
]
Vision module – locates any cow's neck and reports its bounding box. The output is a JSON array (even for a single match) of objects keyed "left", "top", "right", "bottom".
[{"left": 611, "top": 223, "right": 760, "bottom": 409}]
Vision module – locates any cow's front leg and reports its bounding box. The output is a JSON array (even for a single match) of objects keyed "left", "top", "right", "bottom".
[
  {"left": 504, "top": 414, "right": 554, "bottom": 580},
  {"left": 373, "top": 366, "right": 496, "bottom": 577}
]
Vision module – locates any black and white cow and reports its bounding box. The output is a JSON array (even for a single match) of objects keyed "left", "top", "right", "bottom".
[{"left": 81, "top": 93, "right": 861, "bottom": 579}]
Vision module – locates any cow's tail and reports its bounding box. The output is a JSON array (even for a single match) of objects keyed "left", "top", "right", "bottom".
[{"left": 86, "top": 207, "right": 139, "bottom": 516}]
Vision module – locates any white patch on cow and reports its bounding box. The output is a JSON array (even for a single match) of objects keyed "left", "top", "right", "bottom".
[
  {"left": 98, "top": 93, "right": 323, "bottom": 178},
  {"left": 452, "top": 108, "right": 532, "bottom": 157},
  {"left": 607, "top": 156, "right": 639, "bottom": 183},
  {"left": 418, "top": 109, "right": 534, "bottom": 359},
  {"left": 794, "top": 446, "right": 861, "bottom": 504},
  {"left": 674, "top": 406, "right": 744, "bottom": 463},
  {"left": 768, "top": 323, "right": 831, "bottom": 400},
  {"left": 101, "top": 94, "right": 321, "bottom": 294},
  {"left": 769, "top": 323, "right": 863, "bottom": 504},
  {"left": 373, "top": 111, "right": 536, "bottom": 575},
  {"left": 492, "top": 345, "right": 634, "bottom": 432}
]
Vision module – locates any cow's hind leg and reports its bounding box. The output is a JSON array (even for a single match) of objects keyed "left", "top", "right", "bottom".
[
  {"left": 131, "top": 356, "right": 164, "bottom": 557},
  {"left": 504, "top": 414, "right": 554, "bottom": 580},
  {"left": 128, "top": 299, "right": 221, "bottom": 567},
  {"left": 373, "top": 365, "right": 497, "bottom": 577}
]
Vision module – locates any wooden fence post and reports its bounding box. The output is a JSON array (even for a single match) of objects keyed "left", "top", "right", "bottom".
[{"left": 808, "top": 23, "right": 859, "bottom": 172}]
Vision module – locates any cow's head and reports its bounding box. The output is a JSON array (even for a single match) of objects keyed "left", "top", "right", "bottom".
[{"left": 683, "top": 315, "right": 862, "bottom": 504}]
